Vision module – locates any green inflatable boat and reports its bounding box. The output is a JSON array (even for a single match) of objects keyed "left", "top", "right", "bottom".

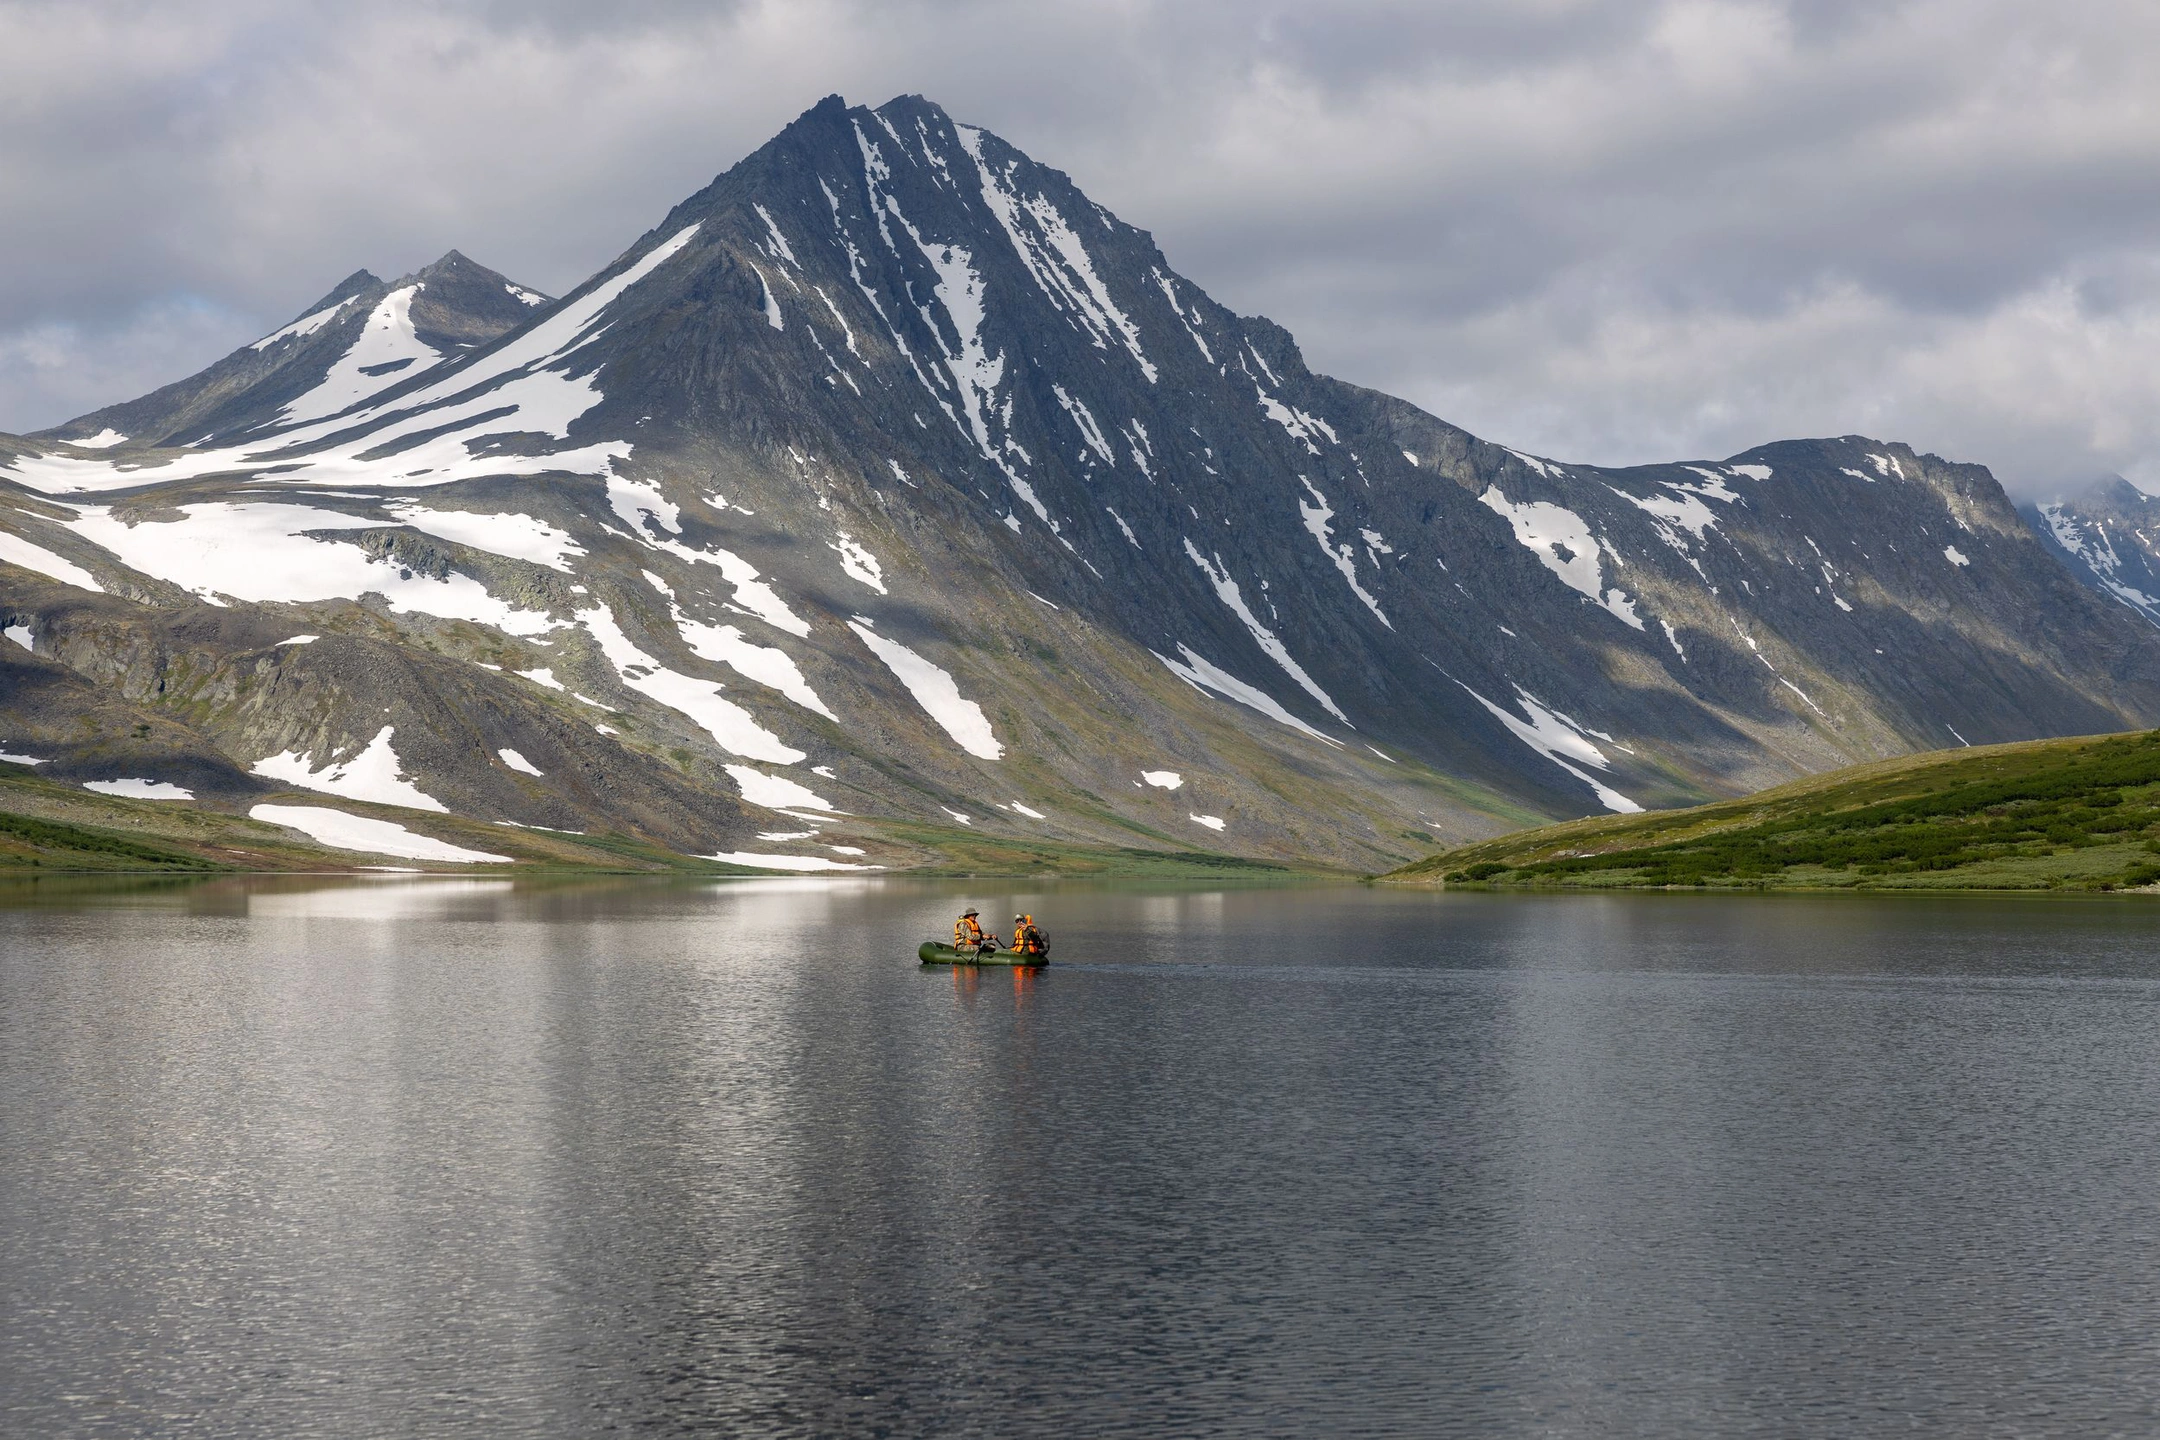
[{"left": 919, "top": 941, "right": 1048, "bottom": 967}]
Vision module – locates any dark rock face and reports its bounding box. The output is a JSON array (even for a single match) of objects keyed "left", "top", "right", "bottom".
[
  {"left": 2022, "top": 477, "right": 2160, "bottom": 626},
  {"left": 5, "top": 93, "right": 2160, "bottom": 869}
]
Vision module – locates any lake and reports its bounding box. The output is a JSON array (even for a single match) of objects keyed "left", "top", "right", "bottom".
[{"left": 5, "top": 877, "right": 2160, "bottom": 1436}]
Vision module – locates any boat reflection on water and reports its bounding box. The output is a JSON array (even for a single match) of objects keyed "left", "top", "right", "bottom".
[{"left": 944, "top": 958, "right": 1038, "bottom": 1007}]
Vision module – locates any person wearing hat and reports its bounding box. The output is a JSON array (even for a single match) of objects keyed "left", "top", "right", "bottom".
[
  {"left": 1011, "top": 913, "right": 1048, "bottom": 959},
  {"left": 953, "top": 907, "right": 997, "bottom": 954}
]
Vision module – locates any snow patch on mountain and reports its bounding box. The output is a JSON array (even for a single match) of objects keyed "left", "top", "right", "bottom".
[
  {"left": 829, "top": 533, "right": 886, "bottom": 593},
  {"left": 365, "top": 223, "right": 700, "bottom": 425},
  {"left": 956, "top": 124, "right": 1156, "bottom": 383},
  {"left": 250, "top": 296, "right": 357, "bottom": 351},
  {"left": 1680, "top": 468, "right": 1743, "bottom": 500},
  {"left": 846, "top": 620, "right": 1002, "bottom": 759},
  {"left": 2037, "top": 503, "right": 2160, "bottom": 615},
  {"left": 387, "top": 504, "right": 585, "bottom": 571},
  {"left": 1152, "top": 643, "right": 1342, "bottom": 746},
  {"left": 60, "top": 502, "right": 555, "bottom": 632},
  {"left": 1183, "top": 539, "right": 1351, "bottom": 722},
  {"left": 1257, "top": 390, "right": 1328, "bottom": 455},
  {"left": 667, "top": 598, "right": 835, "bottom": 720},
  {"left": 578, "top": 605, "right": 804, "bottom": 764},
  {"left": 1152, "top": 269, "right": 1214, "bottom": 363},
  {"left": 607, "top": 476, "right": 681, "bottom": 538},
  {"left": 253, "top": 725, "right": 448, "bottom": 811},
  {"left": 1295, "top": 479, "right": 1389, "bottom": 627},
  {"left": 813, "top": 284, "right": 860, "bottom": 356},
  {"left": 724, "top": 764, "right": 834, "bottom": 811},
  {"left": 1458, "top": 684, "right": 1640, "bottom": 813},
  {"left": 606, "top": 486, "right": 812, "bottom": 638},
  {"left": 753, "top": 264, "right": 785, "bottom": 329},
  {"left": 1478, "top": 487, "right": 1644, "bottom": 629},
  {"left": 85, "top": 778, "right": 193, "bottom": 800},
  {"left": 1052, "top": 385, "right": 1114, "bottom": 466},
  {"left": 277, "top": 286, "right": 438, "bottom": 423},
  {"left": 1613, "top": 477, "right": 1733, "bottom": 540},
  {"left": 695, "top": 547, "right": 811, "bottom": 637},
  {"left": 0, "top": 531, "right": 102, "bottom": 591}
]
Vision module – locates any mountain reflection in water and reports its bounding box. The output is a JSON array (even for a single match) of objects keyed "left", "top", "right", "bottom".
[{"left": 5, "top": 876, "right": 2160, "bottom": 1437}]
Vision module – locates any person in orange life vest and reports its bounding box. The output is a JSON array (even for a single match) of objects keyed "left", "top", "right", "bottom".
[
  {"left": 954, "top": 908, "right": 998, "bottom": 952},
  {"left": 1011, "top": 914, "right": 1047, "bottom": 957}
]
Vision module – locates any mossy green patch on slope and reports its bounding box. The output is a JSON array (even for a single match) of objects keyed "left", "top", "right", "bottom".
[
  {"left": 1386, "top": 729, "right": 2160, "bottom": 892},
  {"left": 0, "top": 807, "right": 227, "bottom": 871}
]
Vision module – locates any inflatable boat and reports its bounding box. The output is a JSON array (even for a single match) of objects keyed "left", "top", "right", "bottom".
[{"left": 919, "top": 941, "right": 1048, "bottom": 967}]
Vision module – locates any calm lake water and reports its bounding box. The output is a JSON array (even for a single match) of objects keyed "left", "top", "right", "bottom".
[{"left": 5, "top": 877, "right": 2160, "bottom": 1437}]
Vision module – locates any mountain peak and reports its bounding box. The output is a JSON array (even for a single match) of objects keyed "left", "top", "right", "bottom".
[
  {"left": 872, "top": 93, "right": 950, "bottom": 124},
  {"left": 420, "top": 249, "right": 475, "bottom": 274},
  {"left": 399, "top": 251, "right": 551, "bottom": 350},
  {"left": 315, "top": 268, "right": 383, "bottom": 310},
  {"left": 2075, "top": 473, "right": 2149, "bottom": 507}
]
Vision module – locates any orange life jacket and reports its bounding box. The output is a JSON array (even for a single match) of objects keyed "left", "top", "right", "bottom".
[{"left": 955, "top": 916, "right": 986, "bottom": 948}]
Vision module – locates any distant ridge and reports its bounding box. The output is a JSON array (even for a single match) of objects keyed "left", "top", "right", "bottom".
[{"left": 37, "top": 252, "right": 553, "bottom": 449}]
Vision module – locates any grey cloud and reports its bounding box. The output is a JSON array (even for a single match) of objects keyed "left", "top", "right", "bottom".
[{"left": 7, "top": 0, "right": 2160, "bottom": 496}]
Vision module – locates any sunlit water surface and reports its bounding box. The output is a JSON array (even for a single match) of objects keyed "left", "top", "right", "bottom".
[{"left": 5, "top": 877, "right": 2160, "bottom": 1436}]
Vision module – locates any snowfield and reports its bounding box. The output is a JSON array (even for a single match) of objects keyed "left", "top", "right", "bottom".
[
  {"left": 253, "top": 727, "right": 448, "bottom": 812},
  {"left": 847, "top": 620, "right": 1003, "bottom": 759}
]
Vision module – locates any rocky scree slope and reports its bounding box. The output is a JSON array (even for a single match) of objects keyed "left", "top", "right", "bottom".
[{"left": 5, "top": 93, "right": 2160, "bottom": 872}]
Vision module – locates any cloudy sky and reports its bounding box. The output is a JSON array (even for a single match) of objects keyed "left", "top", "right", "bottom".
[{"left": 6, "top": 0, "right": 2160, "bottom": 495}]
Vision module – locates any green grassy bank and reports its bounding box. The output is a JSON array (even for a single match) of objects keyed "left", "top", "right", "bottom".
[{"left": 1387, "top": 729, "right": 2160, "bottom": 892}]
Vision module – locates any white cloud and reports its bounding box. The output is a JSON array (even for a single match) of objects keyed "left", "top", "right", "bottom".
[{"left": 6, "top": 1, "right": 2160, "bottom": 492}]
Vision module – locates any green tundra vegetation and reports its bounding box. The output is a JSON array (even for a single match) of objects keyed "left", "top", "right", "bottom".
[
  {"left": 1389, "top": 729, "right": 2160, "bottom": 892},
  {"left": 0, "top": 808, "right": 225, "bottom": 871}
]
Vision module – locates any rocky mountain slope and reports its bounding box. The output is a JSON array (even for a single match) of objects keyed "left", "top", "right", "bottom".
[
  {"left": 43, "top": 252, "right": 551, "bottom": 451},
  {"left": 6, "top": 93, "right": 2160, "bottom": 873},
  {"left": 2022, "top": 477, "right": 2160, "bottom": 626}
]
